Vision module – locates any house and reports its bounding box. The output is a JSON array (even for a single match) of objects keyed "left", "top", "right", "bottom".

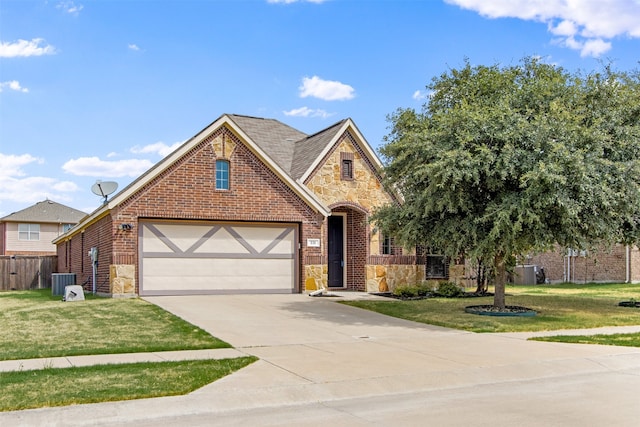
[
  {"left": 1, "top": 200, "right": 87, "bottom": 256},
  {"left": 53, "top": 114, "right": 445, "bottom": 296},
  {"left": 523, "top": 244, "right": 640, "bottom": 284}
]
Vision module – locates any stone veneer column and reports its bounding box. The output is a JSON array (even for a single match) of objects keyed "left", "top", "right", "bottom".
[
  {"left": 305, "top": 264, "right": 327, "bottom": 291},
  {"left": 109, "top": 264, "right": 136, "bottom": 296}
]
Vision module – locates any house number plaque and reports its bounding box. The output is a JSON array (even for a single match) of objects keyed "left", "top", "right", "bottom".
[{"left": 306, "top": 238, "right": 321, "bottom": 247}]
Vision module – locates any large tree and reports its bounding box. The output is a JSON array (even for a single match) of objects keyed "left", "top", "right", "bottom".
[{"left": 373, "top": 58, "right": 640, "bottom": 309}]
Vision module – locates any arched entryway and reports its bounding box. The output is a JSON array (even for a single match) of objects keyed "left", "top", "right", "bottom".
[{"left": 327, "top": 204, "right": 368, "bottom": 291}]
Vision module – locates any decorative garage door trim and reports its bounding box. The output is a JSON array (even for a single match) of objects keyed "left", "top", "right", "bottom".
[{"left": 139, "top": 220, "right": 298, "bottom": 295}]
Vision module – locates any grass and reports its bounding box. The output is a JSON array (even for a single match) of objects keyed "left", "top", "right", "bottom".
[
  {"left": 0, "top": 289, "right": 230, "bottom": 361},
  {"left": 0, "top": 289, "right": 255, "bottom": 411},
  {"left": 531, "top": 333, "right": 640, "bottom": 347},
  {"left": 0, "top": 357, "right": 257, "bottom": 412},
  {"left": 341, "top": 282, "right": 640, "bottom": 333}
]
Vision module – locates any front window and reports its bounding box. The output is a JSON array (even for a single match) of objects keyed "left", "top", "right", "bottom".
[
  {"left": 216, "top": 159, "right": 229, "bottom": 190},
  {"left": 426, "top": 255, "right": 448, "bottom": 279},
  {"left": 18, "top": 223, "right": 40, "bottom": 241},
  {"left": 63, "top": 224, "right": 74, "bottom": 233}
]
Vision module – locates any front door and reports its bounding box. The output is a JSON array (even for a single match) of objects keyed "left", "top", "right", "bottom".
[{"left": 327, "top": 215, "right": 344, "bottom": 288}]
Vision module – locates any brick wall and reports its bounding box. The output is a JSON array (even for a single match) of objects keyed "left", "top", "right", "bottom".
[
  {"left": 526, "top": 244, "right": 631, "bottom": 283},
  {"left": 108, "top": 127, "right": 322, "bottom": 293},
  {"left": 331, "top": 206, "right": 368, "bottom": 291},
  {"left": 59, "top": 215, "right": 113, "bottom": 293}
]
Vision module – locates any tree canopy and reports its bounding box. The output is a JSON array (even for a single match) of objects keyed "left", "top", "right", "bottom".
[{"left": 372, "top": 58, "right": 640, "bottom": 308}]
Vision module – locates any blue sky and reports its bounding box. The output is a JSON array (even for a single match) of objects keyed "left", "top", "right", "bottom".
[{"left": 1, "top": 0, "right": 639, "bottom": 217}]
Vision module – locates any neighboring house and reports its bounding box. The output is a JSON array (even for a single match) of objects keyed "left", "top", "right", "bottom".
[
  {"left": 523, "top": 244, "right": 640, "bottom": 284},
  {"left": 53, "top": 114, "right": 445, "bottom": 296},
  {"left": 1, "top": 200, "right": 87, "bottom": 256}
]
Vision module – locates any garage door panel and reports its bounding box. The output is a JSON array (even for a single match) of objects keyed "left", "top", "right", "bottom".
[{"left": 140, "top": 221, "right": 297, "bottom": 295}]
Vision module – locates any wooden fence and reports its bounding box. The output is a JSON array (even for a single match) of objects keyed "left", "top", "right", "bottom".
[{"left": 0, "top": 256, "right": 57, "bottom": 291}]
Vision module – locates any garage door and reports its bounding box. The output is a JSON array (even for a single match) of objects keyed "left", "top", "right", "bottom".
[{"left": 140, "top": 221, "right": 297, "bottom": 295}]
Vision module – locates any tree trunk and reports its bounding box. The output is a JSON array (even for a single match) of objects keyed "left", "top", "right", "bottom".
[
  {"left": 474, "top": 261, "right": 488, "bottom": 294},
  {"left": 493, "top": 253, "right": 506, "bottom": 309}
]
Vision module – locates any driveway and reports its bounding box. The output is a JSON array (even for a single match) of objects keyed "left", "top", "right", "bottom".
[{"left": 4, "top": 293, "right": 640, "bottom": 426}]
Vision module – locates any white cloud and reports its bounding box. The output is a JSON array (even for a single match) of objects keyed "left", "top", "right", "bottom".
[
  {"left": 62, "top": 157, "right": 154, "bottom": 177},
  {"left": 130, "top": 141, "right": 183, "bottom": 157},
  {"left": 580, "top": 38, "right": 613, "bottom": 58},
  {"left": 283, "top": 107, "right": 333, "bottom": 118},
  {"left": 299, "top": 76, "right": 355, "bottom": 101},
  {"left": 445, "top": 0, "right": 640, "bottom": 57},
  {"left": 412, "top": 90, "right": 431, "bottom": 101},
  {"left": 0, "top": 153, "right": 78, "bottom": 206},
  {"left": 128, "top": 44, "right": 140, "bottom": 51},
  {"left": 0, "top": 80, "right": 29, "bottom": 93},
  {"left": 0, "top": 38, "right": 56, "bottom": 58},
  {"left": 56, "top": 1, "right": 84, "bottom": 16}
]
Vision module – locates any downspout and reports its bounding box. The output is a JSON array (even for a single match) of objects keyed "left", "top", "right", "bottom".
[{"left": 626, "top": 244, "right": 631, "bottom": 283}]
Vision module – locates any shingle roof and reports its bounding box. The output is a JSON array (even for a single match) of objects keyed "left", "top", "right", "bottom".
[
  {"left": 290, "top": 120, "right": 346, "bottom": 180},
  {"left": 227, "top": 114, "right": 346, "bottom": 180},
  {"left": 0, "top": 200, "right": 87, "bottom": 223},
  {"left": 227, "top": 115, "right": 307, "bottom": 174}
]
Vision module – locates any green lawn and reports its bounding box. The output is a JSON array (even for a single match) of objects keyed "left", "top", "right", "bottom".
[
  {"left": 0, "top": 357, "right": 257, "bottom": 412},
  {"left": 342, "top": 283, "right": 640, "bottom": 333},
  {"left": 0, "top": 289, "right": 229, "bottom": 360},
  {"left": 0, "top": 289, "right": 253, "bottom": 411},
  {"left": 531, "top": 333, "right": 640, "bottom": 347}
]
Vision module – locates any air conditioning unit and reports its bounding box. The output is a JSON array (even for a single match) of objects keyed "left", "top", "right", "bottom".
[
  {"left": 514, "top": 265, "right": 537, "bottom": 285},
  {"left": 52, "top": 273, "right": 76, "bottom": 296}
]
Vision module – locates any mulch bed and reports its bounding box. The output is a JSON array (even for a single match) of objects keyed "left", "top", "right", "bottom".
[
  {"left": 464, "top": 305, "right": 537, "bottom": 317},
  {"left": 618, "top": 301, "right": 640, "bottom": 308},
  {"left": 371, "top": 291, "right": 494, "bottom": 301}
]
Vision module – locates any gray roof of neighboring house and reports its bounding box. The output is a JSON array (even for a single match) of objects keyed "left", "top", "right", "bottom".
[
  {"left": 0, "top": 200, "right": 87, "bottom": 223},
  {"left": 227, "top": 114, "right": 346, "bottom": 181}
]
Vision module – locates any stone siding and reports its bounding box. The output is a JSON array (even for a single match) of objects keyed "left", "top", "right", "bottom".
[
  {"left": 366, "top": 264, "right": 425, "bottom": 293},
  {"left": 305, "top": 132, "right": 395, "bottom": 257},
  {"left": 304, "top": 264, "right": 327, "bottom": 291},
  {"left": 110, "top": 264, "right": 136, "bottom": 296}
]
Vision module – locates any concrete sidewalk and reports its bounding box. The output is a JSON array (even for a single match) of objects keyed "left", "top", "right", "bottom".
[
  {"left": 0, "top": 348, "right": 247, "bottom": 373},
  {"left": 2, "top": 293, "right": 640, "bottom": 426}
]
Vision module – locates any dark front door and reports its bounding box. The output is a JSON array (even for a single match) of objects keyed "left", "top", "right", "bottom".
[{"left": 327, "top": 215, "right": 344, "bottom": 288}]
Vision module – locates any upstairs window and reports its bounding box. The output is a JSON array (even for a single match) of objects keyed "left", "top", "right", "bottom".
[
  {"left": 340, "top": 152, "right": 354, "bottom": 180},
  {"left": 216, "top": 159, "right": 229, "bottom": 190},
  {"left": 63, "top": 224, "right": 74, "bottom": 233},
  {"left": 18, "top": 223, "right": 40, "bottom": 241}
]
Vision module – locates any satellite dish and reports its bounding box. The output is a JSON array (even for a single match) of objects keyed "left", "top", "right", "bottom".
[{"left": 91, "top": 180, "right": 118, "bottom": 204}]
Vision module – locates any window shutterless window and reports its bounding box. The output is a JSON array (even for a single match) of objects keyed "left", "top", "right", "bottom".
[
  {"left": 216, "top": 159, "right": 229, "bottom": 190},
  {"left": 382, "top": 235, "right": 395, "bottom": 255},
  {"left": 426, "top": 255, "right": 449, "bottom": 279},
  {"left": 18, "top": 223, "right": 40, "bottom": 241},
  {"left": 340, "top": 152, "right": 354, "bottom": 180}
]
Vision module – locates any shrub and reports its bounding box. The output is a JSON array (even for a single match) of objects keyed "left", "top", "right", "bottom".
[
  {"left": 416, "top": 282, "right": 433, "bottom": 297},
  {"left": 393, "top": 284, "right": 418, "bottom": 298},
  {"left": 392, "top": 283, "right": 434, "bottom": 299},
  {"left": 436, "top": 281, "right": 464, "bottom": 298}
]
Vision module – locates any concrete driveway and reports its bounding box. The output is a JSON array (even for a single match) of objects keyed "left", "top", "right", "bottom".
[{"left": 4, "top": 293, "right": 640, "bottom": 426}]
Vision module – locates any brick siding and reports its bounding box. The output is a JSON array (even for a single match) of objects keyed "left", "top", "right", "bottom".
[{"left": 61, "top": 128, "right": 323, "bottom": 294}]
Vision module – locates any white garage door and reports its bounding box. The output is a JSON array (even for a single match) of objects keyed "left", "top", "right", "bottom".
[{"left": 140, "top": 221, "right": 297, "bottom": 295}]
